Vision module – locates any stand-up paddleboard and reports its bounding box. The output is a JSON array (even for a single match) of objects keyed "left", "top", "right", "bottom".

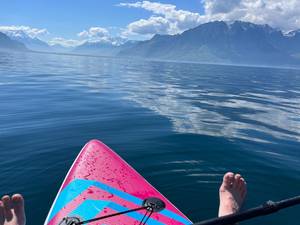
[{"left": 44, "top": 140, "right": 192, "bottom": 225}]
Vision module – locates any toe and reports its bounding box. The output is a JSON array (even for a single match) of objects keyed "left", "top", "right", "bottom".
[
  {"left": 0, "top": 201, "right": 4, "bottom": 223},
  {"left": 2, "top": 195, "right": 13, "bottom": 221},
  {"left": 233, "top": 174, "right": 241, "bottom": 188},
  {"left": 1, "top": 195, "right": 10, "bottom": 204},
  {"left": 12, "top": 194, "right": 26, "bottom": 224},
  {"left": 241, "top": 178, "right": 247, "bottom": 195},
  {"left": 12, "top": 194, "right": 24, "bottom": 206},
  {"left": 221, "top": 172, "right": 234, "bottom": 189},
  {"left": 238, "top": 178, "right": 244, "bottom": 189}
]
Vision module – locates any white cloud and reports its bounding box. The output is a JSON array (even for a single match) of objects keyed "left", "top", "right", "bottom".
[
  {"left": 48, "top": 37, "right": 83, "bottom": 47},
  {"left": 77, "top": 26, "right": 127, "bottom": 45},
  {"left": 49, "top": 27, "right": 125, "bottom": 47},
  {"left": 119, "top": 1, "right": 205, "bottom": 36},
  {"left": 77, "top": 27, "right": 109, "bottom": 39},
  {"left": 204, "top": 0, "right": 241, "bottom": 14},
  {"left": 119, "top": 1, "right": 176, "bottom": 15},
  {"left": 203, "top": 0, "right": 300, "bottom": 31},
  {"left": 49, "top": 36, "right": 125, "bottom": 48},
  {"left": 123, "top": 16, "right": 171, "bottom": 36},
  {"left": 0, "top": 25, "right": 48, "bottom": 38},
  {"left": 120, "top": 0, "right": 300, "bottom": 37}
]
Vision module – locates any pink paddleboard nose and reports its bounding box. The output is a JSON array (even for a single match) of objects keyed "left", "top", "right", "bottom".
[{"left": 44, "top": 139, "right": 192, "bottom": 225}]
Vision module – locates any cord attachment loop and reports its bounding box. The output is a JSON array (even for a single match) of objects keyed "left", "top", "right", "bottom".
[{"left": 143, "top": 197, "right": 166, "bottom": 212}]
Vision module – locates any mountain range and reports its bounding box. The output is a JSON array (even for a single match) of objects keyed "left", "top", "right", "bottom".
[
  {"left": 1, "top": 21, "right": 300, "bottom": 67},
  {"left": 10, "top": 32, "right": 51, "bottom": 52},
  {"left": 119, "top": 21, "right": 300, "bottom": 66},
  {"left": 1, "top": 30, "right": 70, "bottom": 53},
  {"left": 72, "top": 40, "right": 137, "bottom": 56}
]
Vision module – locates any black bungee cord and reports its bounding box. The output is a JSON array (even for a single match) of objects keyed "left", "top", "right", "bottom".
[{"left": 58, "top": 197, "right": 165, "bottom": 225}]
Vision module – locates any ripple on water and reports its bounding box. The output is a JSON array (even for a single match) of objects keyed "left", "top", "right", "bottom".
[{"left": 0, "top": 51, "right": 300, "bottom": 225}]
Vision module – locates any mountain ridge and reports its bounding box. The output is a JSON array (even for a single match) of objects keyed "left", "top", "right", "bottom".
[
  {"left": 1, "top": 21, "right": 300, "bottom": 67},
  {"left": 119, "top": 20, "right": 300, "bottom": 66},
  {"left": 0, "top": 32, "right": 27, "bottom": 51},
  {"left": 73, "top": 40, "right": 138, "bottom": 56}
]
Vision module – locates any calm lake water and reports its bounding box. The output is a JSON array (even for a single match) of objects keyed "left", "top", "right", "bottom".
[{"left": 0, "top": 51, "right": 299, "bottom": 225}]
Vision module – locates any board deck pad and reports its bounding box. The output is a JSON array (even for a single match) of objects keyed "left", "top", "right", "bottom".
[{"left": 44, "top": 140, "right": 192, "bottom": 225}]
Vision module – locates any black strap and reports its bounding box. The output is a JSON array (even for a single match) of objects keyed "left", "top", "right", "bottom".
[
  {"left": 60, "top": 197, "right": 166, "bottom": 225},
  {"left": 139, "top": 208, "right": 154, "bottom": 225}
]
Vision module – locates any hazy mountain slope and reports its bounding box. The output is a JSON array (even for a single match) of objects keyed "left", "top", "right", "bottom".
[
  {"left": 14, "top": 36, "right": 50, "bottom": 51},
  {"left": 2, "top": 30, "right": 51, "bottom": 51},
  {"left": 73, "top": 40, "right": 138, "bottom": 56},
  {"left": 73, "top": 41, "right": 119, "bottom": 56},
  {"left": 0, "top": 32, "right": 27, "bottom": 51}
]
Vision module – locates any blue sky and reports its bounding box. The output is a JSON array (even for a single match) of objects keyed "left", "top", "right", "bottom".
[
  {"left": 0, "top": 0, "right": 299, "bottom": 46},
  {"left": 0, "top": 1, "right": 203, "bottom": 41},
  {"left": 0, "top": 0, "right": 203, "bottom": 34}
]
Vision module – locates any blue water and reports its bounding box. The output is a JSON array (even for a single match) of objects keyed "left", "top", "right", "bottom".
[{"left": 0, "top": 51, "right": 299, "bottom": 225}]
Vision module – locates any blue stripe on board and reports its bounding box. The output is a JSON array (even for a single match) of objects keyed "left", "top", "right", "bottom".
[
  {"left": 89, "top": 179, "right": 191, "bottom": 224},
  {"left": 91, "top": 180, "right": 191, "bottom": 225},
  {"left": 69, "top": 200, "right": 109, "bottom": 221},
  {"left": 48, "top": 179, "right": 191, "bottom": 225},
  {"left": 69, "top": 199, "right": 164, "bottom": 225},
  {"left": 47, "top": 179, "right": 94, "bottom": 221},
  {"left": 160, "top": 209, "right": 191, "bottom": 225}
]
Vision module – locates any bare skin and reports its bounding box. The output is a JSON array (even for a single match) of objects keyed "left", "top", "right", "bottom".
[
  {"left": 0, "top": 194, "right": 25, "bottom": 225},
  {"left": 218, "top": 172, "right": 247, "bottom": 217}
]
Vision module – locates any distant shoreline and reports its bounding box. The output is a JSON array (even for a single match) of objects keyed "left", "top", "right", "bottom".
[{"left": 2, "top": 48, "right": 300, "bottom": 71}]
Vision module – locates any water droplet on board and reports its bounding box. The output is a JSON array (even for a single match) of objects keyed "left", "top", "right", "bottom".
[{"left": 108, "top": 194, "right": 114, "bottom": 198}]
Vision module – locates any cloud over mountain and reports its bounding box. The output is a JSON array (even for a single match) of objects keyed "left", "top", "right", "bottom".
[
  {"left": 122, "top": 16, "right": 171, "bottom": 36},
  {"left": 119, "top": 1, "right": 204, "bottom": 36},
  {"left": 77, "top": 26, "right": 126, "bottom": 45},
  {"left": 203, "top": 0, "right": 241, "bottom": 14},
  {"left": 48, "top": 37, "right": 83, "bottom": 47},
  {"left": 2, "top": 1, "right": 300, "bottom": 49},
  {"left": 78, "top": 27, "right": 109, "bottom": 39},
  {"left": 120, "top": 0, "right": 300, "bottom": 38},
  {"left": 202, "top": 0, "right": 300, "bottom": 31},
  {"left": 0, "top": 25, "right": 48, "bottom": 38}
]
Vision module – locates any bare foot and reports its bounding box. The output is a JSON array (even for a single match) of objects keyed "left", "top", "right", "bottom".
[
  {"left": 0, "top": 194, "right": 26, "bottom": 225},
  {"left": 218, "top": 172, "right": 247, "bottom": 217}
]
